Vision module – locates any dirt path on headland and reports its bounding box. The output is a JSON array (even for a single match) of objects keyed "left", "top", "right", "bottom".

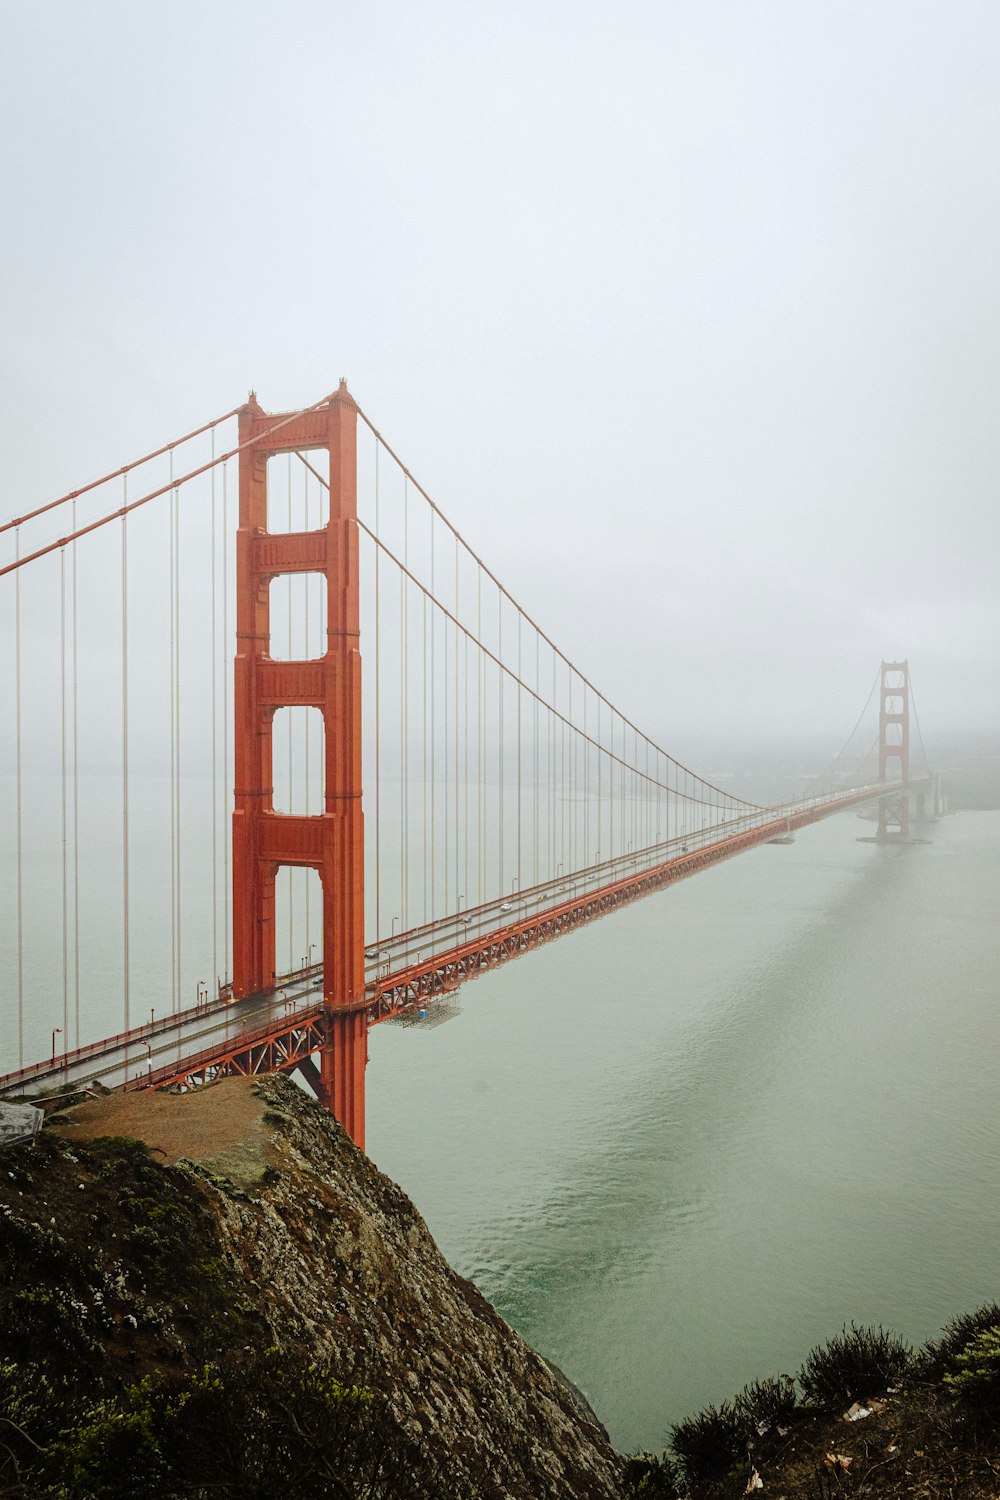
[{"left": 52, "top": 1079, "right": 272, "bottom": 1184}]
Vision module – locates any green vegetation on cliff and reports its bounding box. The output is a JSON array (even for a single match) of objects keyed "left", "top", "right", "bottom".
[{"left": 623, "top": 1314, "right": 1000, "bottom": 1499}]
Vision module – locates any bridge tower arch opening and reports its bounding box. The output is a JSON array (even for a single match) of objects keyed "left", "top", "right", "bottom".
[
  {"left": 877, "top": 659, "right": 910, "bottom": 840},
  {"left": 231, "top": 383, "right": 367, "bottom": 1146}
]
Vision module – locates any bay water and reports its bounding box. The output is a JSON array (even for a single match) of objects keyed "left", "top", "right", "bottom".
[{"left": 366, "top": 809, "right": 1000, "bottom": 1452}]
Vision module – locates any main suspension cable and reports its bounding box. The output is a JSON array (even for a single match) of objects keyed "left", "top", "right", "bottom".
[
  {"left": 0, "top": 405, "right": 243, "bottom": 537},
  {"left": 353, "top": 404, "right": 760, "bottom": 810},
  {"left": 909, "top": 680, "right": 931, "bottom": 772},
  {"left": 0, "top": 386, "right": 346, "bottom": 579},
  {"left": 297, "top": 452, "right": 743, "bottom": 811}
]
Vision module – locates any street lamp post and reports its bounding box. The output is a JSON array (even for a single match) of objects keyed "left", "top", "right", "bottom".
[{"left": 51, "top": 1026, "right": 62, "bottom": 1064}]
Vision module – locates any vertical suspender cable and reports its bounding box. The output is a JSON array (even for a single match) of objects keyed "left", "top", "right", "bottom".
[
  {"left": 568, "top": 670, "right": 573, "bottom": 874},
  {"left": 443, "top": 530, "right": 449, "bottom": 907},
  {"left": 287, "top": 456, "right": 293, "bottom": 970},
  {"left": 551, "top": 657, "right": 556, "bottom": 877},
  {"left": 559, "top": 659, "right": 564, "bottom": 874},
  {"left": 210, "top": 434, "right": 218, "bottom": 991},
  {"left": 60, "top": 549, "right": 68, "bottom": 1047},
  {"left": 304, "top": 466, "right": 311, "bottom": 957},
  {"left": 121, "top": 484, "right": 130, "bottom": 1033},
  {"left": 561, "top": 668, "right": 565, "bottom": 874},
  {"left": 620, "top": 714, "right": 625, "bottom": 856},
  {"left": 583, "top": 688, "right": 589, "bottom": 869},
  {"left": 568, "top": 671, "right": 573, "bottom": 873},
  {"left": 645, "top": 738, "right": 650, "bottom": 852},
  {"left": 632, "top": 726, "right": 637, "bottom": 854},
  {"left": 596, "top": 697, "right": 602, "bottom": 867},
  {"left": 14, "top": 528, "right": 23, "bottom": 1067},
  {"left": 553, "top": 655, "right": 559, "bottom": 872},
  {"left": 374, "top": 441, "right": 381, "bottom": 939},
  {"left": 534, "top": 632, "right": 539, "bottom": 885},
  {"left": 498, "top": 591, "right": 504, "bottom": 897},
  {"left": 422, "top": 581, "right": 428, "bottom": 925},
  {"left": 72, "top": 502, "right": 80, "bottom": 1046},
  {"left": 607, "top": 707, "right": 612, "bottom": 862},
  {"left": 430, "top": 512, "right": 436, "bottom": 919},
  {"left": 477, "top": 567, "right": 483, "bottom": 908},
  {"left": 658, "top": 750, "right": 663, "bottom": 843},
  {"left": 169, "top": 452, "right": 177, "bottom": 1014},
  {"left": 516, "top": 613, "right": 522, "bottom": 890},
  {"left": 557, "top": 668, "right": 562, "bottom": 874},
  {"left": 404, "top": 478, "right": 411, "bottom": 930},
  {"left": 175, "top": 459, "right": 183, "bottom": 1009},
  {"left": 561, "top": 670, "right": 567, "bottom": 874},
  {"left": 460, "top": 541, "right": 467, "bottom": 912},
  {"left": 455, "top": 536, "right": 460, "bottom": 910},
  {"left": 400, "top": 472, "right": 408, "bottom": 931},
  {"left": 222, "top": 459, "right": 230, "bottom": 987}
]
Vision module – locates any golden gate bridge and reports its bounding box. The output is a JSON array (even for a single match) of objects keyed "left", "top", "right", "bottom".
[{"left": 0, "top": 383, "right": 937, "bottom": 1148}]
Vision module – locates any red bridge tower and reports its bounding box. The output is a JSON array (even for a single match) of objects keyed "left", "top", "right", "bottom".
[
  {"left": 877, "top": 659, "right": 910, "bottom": 840},
  {"left": 232, "top": 384, "right": 367, "bottom": 1146}
]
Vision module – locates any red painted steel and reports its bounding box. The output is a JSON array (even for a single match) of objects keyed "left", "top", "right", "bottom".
[
  {"left": 231, "top": 383, "right": 367, "bottom": 1147},
  {"left": 127, "top": 1011, "right": 332, "bottom": 1095}
]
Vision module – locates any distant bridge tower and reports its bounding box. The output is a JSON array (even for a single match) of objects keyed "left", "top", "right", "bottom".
[
  {"left": 232, "top": 383, "right": 367, "bottom": 1146},
  {"left": 877, "top": 659, "right": 910, "bottom": 840}
]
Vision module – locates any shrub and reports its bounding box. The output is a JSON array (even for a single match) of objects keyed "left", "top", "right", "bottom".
[
  {"left": 621, "top": 1451, "right": 681, "bottom": 1497},
  {"left": 797, "top": 1324, "right": 913, "bottom": 1410},
  {"left": 54, "top": 1403, "right": 166, "bottom": 1499},
  {"left": 943, "top": 1326, "right": 1000, "bottom": 1412},
  {"left": 735, "top": 1374, "right": 798, "bottom": 1435},
  {"left": 919, "top": 1303, "right": 1000, "bottom": 1379},
  {"left": 669, "top": 1401, "right": 746, "bottom": 1486},
  {"left": 2, "top": 1352, "right": 468, "bottom": 1499}
]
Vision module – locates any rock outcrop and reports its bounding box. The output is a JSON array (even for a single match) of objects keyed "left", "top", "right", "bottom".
[{"left": 27, "top": 1075, "right": 622, "bottom": 1498}]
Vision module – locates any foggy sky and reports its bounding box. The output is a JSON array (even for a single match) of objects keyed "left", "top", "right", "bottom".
[{"left": 2, "top": 0, "right": 998, "bottom": 747}]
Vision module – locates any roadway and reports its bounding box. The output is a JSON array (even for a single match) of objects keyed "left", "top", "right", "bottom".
[{"left": 0, "top": 779, "right": 924, "bottom": 1102}]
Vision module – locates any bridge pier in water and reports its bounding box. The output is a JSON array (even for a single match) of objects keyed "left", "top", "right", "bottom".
[{"left": 231, "top": 382, "right": 368, "bottom": 1148}]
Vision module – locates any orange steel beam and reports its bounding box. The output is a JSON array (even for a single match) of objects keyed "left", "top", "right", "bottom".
[
  {"left": 130, "top": 1011, "right": 332, "bottom": 1095},
  {"left": 231, "top": 383, "right": 367, "bottom": 1147}
]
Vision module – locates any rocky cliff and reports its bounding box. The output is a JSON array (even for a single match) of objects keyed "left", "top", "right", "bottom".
[{"left": 1, "top": 1075, "right": 622, "bottom": 1498}]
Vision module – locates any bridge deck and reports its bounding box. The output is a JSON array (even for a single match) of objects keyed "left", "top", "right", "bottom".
[{"left": 0, "top": 780, "right": 926, "bottom": 1102}]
